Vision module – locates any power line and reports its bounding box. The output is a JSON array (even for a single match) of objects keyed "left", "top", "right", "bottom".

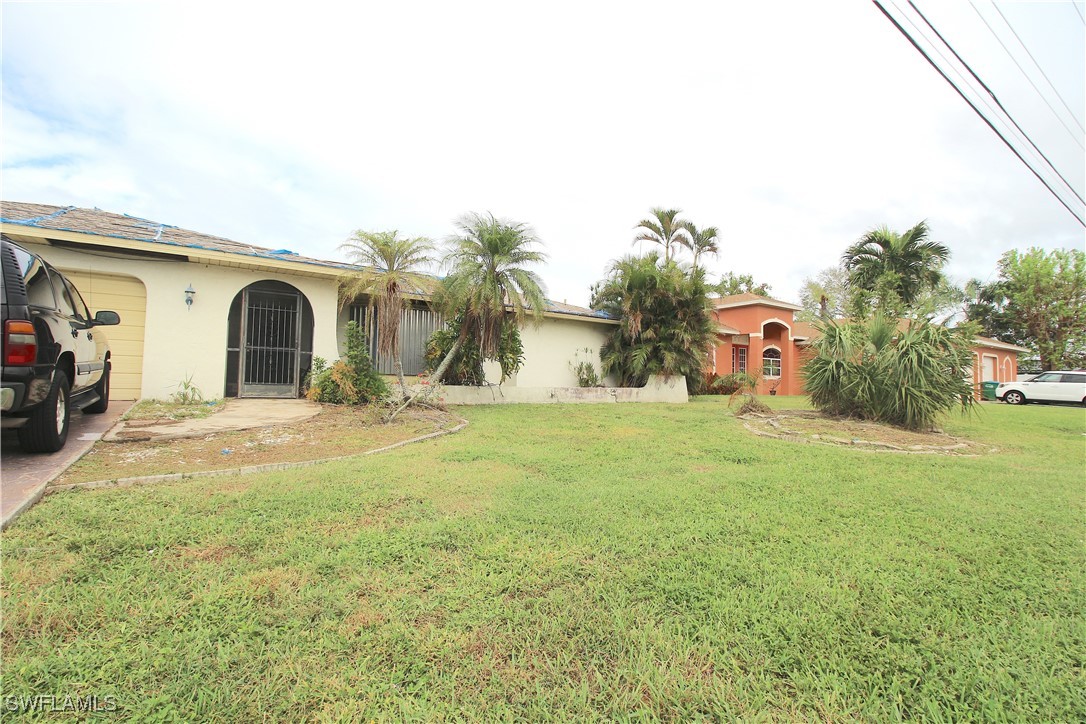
[
  {"left": 908, "top": 0, "right": 1084, "bottom": 205},
  {"left": 894, "top": 0, "right": 1083, "bottom": 208},
  {"left": 991, "top": 1, "right": 1086, "bottom": 132},
  {"left": 872, "top": 0, "right": 1085, "bottom": 227},
  {"left": 893, "top": 0, "right": 1039, "bottom": 161},
  {"left": 970, "top": 0, "right": 1086, "bottom": 143},
  {"left": 1071, "top": 1, "right": 1084, "bottom": 26}
]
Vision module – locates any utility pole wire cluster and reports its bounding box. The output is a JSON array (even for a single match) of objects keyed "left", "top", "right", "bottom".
[{"left": 873, "top": 0, "right": 1085, "bottom": 228}]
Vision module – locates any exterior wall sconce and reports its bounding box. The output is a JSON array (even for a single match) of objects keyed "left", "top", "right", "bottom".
[{"left": 185, "top": 285, "right": 196, "bottom": 308}]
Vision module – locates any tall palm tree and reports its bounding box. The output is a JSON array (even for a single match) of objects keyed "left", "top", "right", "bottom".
[
  {"left": 841, "top": 220, "right": 950, "bottom": 308},
  {"left": 685, "top": 223, "right": 720, "bottom": 270},
  {"left": 338, "top": 230, "right": 436, "bottom": 394},
  {"left": 428, "top": 212, "right": 548, "bottom": 385},
  {"left": 633, "top": 207, "right": 692, "bottom": 264}
]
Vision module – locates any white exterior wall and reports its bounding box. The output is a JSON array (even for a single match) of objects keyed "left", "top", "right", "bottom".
[
  {"left": 482, "top": 316, "right": 616, "bottom": 387},
  {"left": 27, "top": 243, "right": 340, "bottom": 400}
]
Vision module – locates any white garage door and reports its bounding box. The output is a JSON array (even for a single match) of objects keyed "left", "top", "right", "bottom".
[
  {"left": 982, "top": 356, "right": 997, "bottom": 382},
  {"left": 62, "top": 270, "right": 146, "bottom": 400}
]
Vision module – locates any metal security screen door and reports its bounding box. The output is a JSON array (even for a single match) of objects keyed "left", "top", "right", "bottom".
[{"left": 240, "top": 288, "right": 302, "bottom": 397}]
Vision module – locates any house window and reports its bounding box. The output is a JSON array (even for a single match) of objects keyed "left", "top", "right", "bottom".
[
  {"left": 763, "top": 348, "right": 781, "bottom": 378},
  {"left": 733, "top": 346, "right": 747, "bottom": 373}
]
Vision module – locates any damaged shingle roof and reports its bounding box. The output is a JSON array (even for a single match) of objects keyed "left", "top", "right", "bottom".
[{"left": 0, "top": 201, "right": 614, "bottom": 321}]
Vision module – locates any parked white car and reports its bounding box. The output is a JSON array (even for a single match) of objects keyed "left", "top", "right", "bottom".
[{"left": 996, "top": 371, "right": 1086, "bottom": 405}]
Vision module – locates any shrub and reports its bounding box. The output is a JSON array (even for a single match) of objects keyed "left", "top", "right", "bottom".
[
  {"left": 570, "top": 348, "right": 604, "bottom": 387},
  {"left": 803, "top": 315, "right": 976, "bottom": 430},
  {"left": 591, "top": 254, "right": 716, "bottom": 394},
  {"left": 306, "top": 322, "right": 388, "bottom": 404},
  {"left": 707, "top": 371, "right": 760, "bottom": 395},
  {"left": 426, "top": 314, "right": 524, "bottom": 385}
]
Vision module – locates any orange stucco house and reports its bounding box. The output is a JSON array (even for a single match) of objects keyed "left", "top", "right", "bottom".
[{"left": 708, "top": 293, "right": 1027, "bottom": 398}]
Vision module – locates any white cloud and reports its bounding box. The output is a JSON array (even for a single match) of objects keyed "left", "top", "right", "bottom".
[{"left": 2, "top": 0, "right": 1082, "bottom": 306}]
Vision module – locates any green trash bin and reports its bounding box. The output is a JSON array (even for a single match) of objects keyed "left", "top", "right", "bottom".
[{"left": 981, "top": 381, "right": 999, "bottom": 401}]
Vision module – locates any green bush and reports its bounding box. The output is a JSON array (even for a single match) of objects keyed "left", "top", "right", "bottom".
[
  {"left": 591, "top": 254, "right": 716, "bottom": 394},
  {"left": 569, "top": 348, "right": 604, "bottom": 387},
  {"left": 426, "top": 314, "right": 524, "bottom": 385},
  {"left": 306, "top": 322, "right": 388, "bottom": 404},
  {"left": 803, "top": 315, "right": 976, "bottom": 430}
]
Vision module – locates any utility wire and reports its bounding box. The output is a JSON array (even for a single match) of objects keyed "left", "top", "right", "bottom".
[
  {"left": 1071, "top": 1, "right": 1084, "bottom": 26},
  {"left": 991, "top": 1, "right": 1086, "bottom": 133},
  {"left": 970, "top": 0, "right": 1086, "bottom": 142},
  {"left": 872, "top": 0, "right": 1085, "bottom": 227},
  {"left": 909, "top": 0, "right": 1084, "bottom": 204},
  {"left": 894, "top": 0, "right": 1039, "bottom": 161},
  {"left": 893, "top": 0, "right": 1076, "bottom": 202}
]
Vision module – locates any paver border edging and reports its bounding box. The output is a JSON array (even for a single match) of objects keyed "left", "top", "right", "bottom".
[
  {"left": 46, "top": 418, "right": 469, "bottom": 495},
  {"left": 1, "top": 402, "right": 135, "bottom": 531}
]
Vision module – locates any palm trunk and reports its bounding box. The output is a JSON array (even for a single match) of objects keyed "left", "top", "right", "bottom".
[
  {"left": 386, "top": 336, "right": 464, "bottom": 422},
  {"left": 428, "top": 335, "right": 464, "bottom": 386},
  {"left": 394, "top": 350, "right": 407, "bottom": 397}
]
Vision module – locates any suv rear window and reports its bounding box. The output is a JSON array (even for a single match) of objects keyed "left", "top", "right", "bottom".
[
  {"left": 11, "top": 245, "right": 57, "bottom": 309},
  {"left": 1060, "top": 374, "right": 1085, "bottom": 384}
]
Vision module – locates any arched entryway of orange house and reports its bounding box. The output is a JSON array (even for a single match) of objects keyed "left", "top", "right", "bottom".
[
  {"left": 758, "top": 319, "right": 793, "bottom": 395},
  {"left": 224, "top": 280, "right": 315, "bottom": 398}
]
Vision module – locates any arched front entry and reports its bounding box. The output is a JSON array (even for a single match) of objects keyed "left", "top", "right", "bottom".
[{"left": 225, "top": 281, "right": 314, "bottom": 398}]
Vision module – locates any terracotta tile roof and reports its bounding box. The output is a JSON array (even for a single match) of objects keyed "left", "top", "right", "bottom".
[
  {"left": 711, "top": 292, "right": 803, "bottom": 311},
  {"left": 789, "top": 319, "right": 1029, "bottom": 354},
  {"left": 791, "top": 320, "right": 818, "bottom": 339},
  {"left": 973, "top": 336, "right": 1029, "bottom": 352},
  {"left": 0, "top": 201, "right": 614, "bottom": 321}
]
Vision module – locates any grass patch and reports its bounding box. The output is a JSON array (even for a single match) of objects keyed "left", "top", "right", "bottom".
[
  {"left": 122, "top": 398, "right": 225, "bottom": 422},
  {"left": 2, "top": 398, "right": 1083, "bottom": 719}
]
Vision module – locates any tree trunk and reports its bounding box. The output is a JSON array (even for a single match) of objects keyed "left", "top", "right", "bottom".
[
  {"left": 386, "top": 335, "right": 464, "bottom": 422},
  {"left": 819, "top": 295, "right": 829, "bottom": 320},
  {"left": 394, "top": 350, "right": 407, "bottom": 397},
  {"left": 428, "top": 335, "right": 464, "bottom": 386}
]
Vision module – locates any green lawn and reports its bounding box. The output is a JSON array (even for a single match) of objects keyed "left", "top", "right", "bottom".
[{"left": 3, "top": 398, "right": 1083, "bottom": 720}]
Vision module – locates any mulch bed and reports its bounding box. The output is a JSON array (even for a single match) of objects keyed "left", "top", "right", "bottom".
[
  {"left": 739, "top": 410, "right": 995, "bottom": 455},
  {"left": 53, "top": 404, "right": 459, "bottom": 485}
]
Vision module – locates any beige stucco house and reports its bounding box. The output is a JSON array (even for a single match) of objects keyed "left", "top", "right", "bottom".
[{"left": 1, "top": 202, "right": 616, "bottom": 402}]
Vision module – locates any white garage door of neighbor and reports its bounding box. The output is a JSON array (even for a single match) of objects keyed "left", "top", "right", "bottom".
[
  {"left": 982, "top": 355, "right": 997, "bottom": 382},
  {"left": 63, "top": 269, "right": 146, "bottom": 400}
]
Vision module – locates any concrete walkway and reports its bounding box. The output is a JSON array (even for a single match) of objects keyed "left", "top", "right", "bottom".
[
  {"left": 104, "top": 399, "right": 320, "bottom": 442},
  {"left": 1, "top": 401, "right": 132, "bottom": 529}
]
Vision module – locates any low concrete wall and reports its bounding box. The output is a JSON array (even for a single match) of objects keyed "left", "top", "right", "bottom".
[{"left": 435, "top": 375, "right": 688, "bottom": 405}]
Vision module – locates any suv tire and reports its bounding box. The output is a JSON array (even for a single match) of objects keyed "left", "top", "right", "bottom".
[
  {"left": 17, "top": 370, "right": 71, "bottom": 453},
  {"left": 1003, "top": 390, "right": 1026, "bottom": 405},
  {"left": 84, "top": 361, "right": 110, "bottom": 414}
]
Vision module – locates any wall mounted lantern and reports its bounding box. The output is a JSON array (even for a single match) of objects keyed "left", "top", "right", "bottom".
[{"left": 185, "top": 285, "right": 196, "bottom": 308}]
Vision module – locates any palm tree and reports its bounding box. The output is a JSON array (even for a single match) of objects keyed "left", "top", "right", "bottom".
[
  {"left": 632, "top": 207, "right": 692, "bottom": 264},
  {"left": 427, "top": 212, "right": 548, "bottom": 385},
  {"left": 685, "top": 223, "right": 720, "bottom": 270},
  {"left": 841, "top": 220, "right": 950, "bottom": 309},
  {"left": 338, "top": 230, "right": 436, "bottom": 394},
  {"left": 593, "top": 252, "right": 716, "bottom": 391}
]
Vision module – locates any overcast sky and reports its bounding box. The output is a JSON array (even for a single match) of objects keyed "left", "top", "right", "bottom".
[{"left": 3, "top": 1, "right": 1083, "bottom": 307}]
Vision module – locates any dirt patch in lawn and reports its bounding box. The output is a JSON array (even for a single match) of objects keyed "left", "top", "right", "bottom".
[
  {"left": 739, "top": 410, "right": 994, "bottom": 455},
  {"left": 53, "top": 405, "right": 459, "bottom": 485}
]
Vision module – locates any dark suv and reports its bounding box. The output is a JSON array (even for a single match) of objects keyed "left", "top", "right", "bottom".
[{"left": 1, "top": 236, "right": 120, "bottom": 452}]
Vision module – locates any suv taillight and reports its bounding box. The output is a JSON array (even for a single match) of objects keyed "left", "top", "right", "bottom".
[{"left": 4, "top": 320, "right": 37, "bottom": 365}]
